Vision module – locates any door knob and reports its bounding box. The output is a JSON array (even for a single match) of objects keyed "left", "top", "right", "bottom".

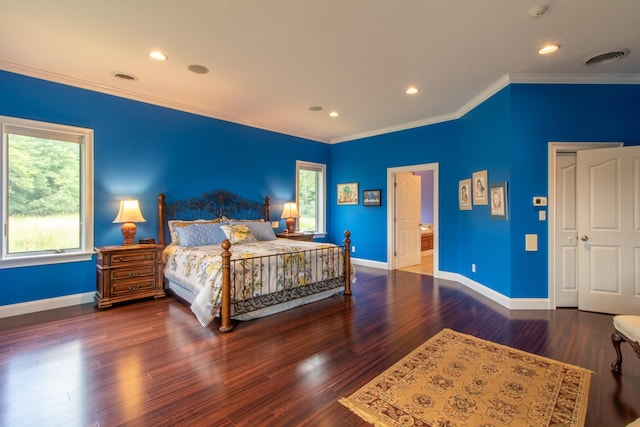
[{"left": 580, "top": 235, "right": 589, "bottom": 241}]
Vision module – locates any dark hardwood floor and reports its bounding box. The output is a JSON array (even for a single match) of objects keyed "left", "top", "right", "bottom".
[{"left": 1, "top": 267, "right": 638, "bottom": 426}]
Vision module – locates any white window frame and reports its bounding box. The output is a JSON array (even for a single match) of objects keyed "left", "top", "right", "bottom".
[
  {"left": 296, "top": 160, "right": 326, "bottom": 237},
  {"left": 0, "top": 116, "right": 94, "bottom": 268}
]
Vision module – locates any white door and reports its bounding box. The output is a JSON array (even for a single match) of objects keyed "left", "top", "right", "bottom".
[
  {"left": 555, "top": 153, "right": 579, "bottom": 306},
  {"left": 577, "top": 145, "right": 640, "bottom": 314},
  {"left": 395, "top": 172, "right": 421, "bottom": 268}
]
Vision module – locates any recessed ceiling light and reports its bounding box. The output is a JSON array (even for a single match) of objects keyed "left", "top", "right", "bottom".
[
  {"left": 188, "top": 64, "right": 209, "bottom": 74},
  {"left": 538, "top": 44, "right": 559, "bottom": 55},
  {"left": 149, "top": 50, "right": 167, "bottom": 61},
  {"left": 406, "top": 87, "right": 419, "bottom": 95},
  {"left": 329, "top": 111, "right": 339, "bottom": 118}
]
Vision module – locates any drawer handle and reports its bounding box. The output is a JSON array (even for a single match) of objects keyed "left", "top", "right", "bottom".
[
  {"left": 128, "top": 272, "right": 139, "bottom": 278},
  {"left": 127, "top": 284, "right": 141, "bottom": 291},
  {"left": 144, "top": 254, "right": 153, "bottom": 259}
]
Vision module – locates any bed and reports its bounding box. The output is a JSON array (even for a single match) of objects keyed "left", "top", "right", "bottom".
[{"left": 157, "top": 190, "right": 353, "bottom": 332}]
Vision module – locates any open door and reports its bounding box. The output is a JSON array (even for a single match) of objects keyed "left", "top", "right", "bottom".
[
  {"left": 395, "top": 172, "right": 421, "bottom": 268},
  {"left": 577, "top": 145, "right": 640, "bottom": 314}
]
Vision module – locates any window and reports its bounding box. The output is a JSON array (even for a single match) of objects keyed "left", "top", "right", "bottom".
[
  {"left": 1, "top": 116, "right": 93, "bottom": 268},
  {"left": 296, "top": 160, "right": 326, "bottom": 236}
]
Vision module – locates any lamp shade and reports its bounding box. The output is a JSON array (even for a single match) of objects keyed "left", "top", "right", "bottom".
[
  {"left": 113, "top": 199, "right": 146, "bottom": 224},
  {"left": 280, "top": 202, "right": 299, "bottom": 219}
]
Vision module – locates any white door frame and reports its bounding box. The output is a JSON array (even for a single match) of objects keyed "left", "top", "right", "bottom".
[
  {"left": 387, "top": 163, "right": 439, "bottom": 272},
  {"left": 547, "top": 142, "right": 622, "bottom": 309}
]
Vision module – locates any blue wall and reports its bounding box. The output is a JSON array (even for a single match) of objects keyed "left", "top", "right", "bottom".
[
  {"left": 0, "top": 70, "right": 330, "bottom": 305},
  {"left": 330, "top": 84, "right": 640, "bottom": 298},
  {"left": 508, "top": 84, "right": 640, "bottom": 298},
  {"left": 2, "top": 69, "right": 639, "bottom": 307}
]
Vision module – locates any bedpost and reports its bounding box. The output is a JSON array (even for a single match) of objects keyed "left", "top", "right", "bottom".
[
  {"left": 264, "top": 196, "right": 270, "bottom": 221},
  {"left": 158, "top": 193, "right": 166, "bottom": 246},
  {"left": 343, "top": 230, "right": 352, "bottom": 295},
  {"left": 219, "top": 239, "right": 234, "bottom": 333}
]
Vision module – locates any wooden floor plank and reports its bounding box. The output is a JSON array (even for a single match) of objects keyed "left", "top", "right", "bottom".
[{"left": 0, "top": 266, "right": 638, "bottom": 426}]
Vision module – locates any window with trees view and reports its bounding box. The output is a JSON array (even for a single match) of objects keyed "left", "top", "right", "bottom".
[
  {"left": 1, "top": 116, "right": 94, "bottom": 268},
  {"left": 296, "top": 160, "right": 325, "bottom": 235}
]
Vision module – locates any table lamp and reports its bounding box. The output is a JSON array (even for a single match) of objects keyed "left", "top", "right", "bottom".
[
  {"left": 280, "top": 202, "right": 299, "bottom": 234},
  {"left": 113, "top": 199, "right": 146, "bottom": 245}
]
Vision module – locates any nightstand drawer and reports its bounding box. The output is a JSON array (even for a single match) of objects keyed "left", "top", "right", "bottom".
[
  {"left": 111, "top": 279, "right": 155, "bottom": 296},
  {"left": 109, "top": 264, "right": 156, "bottom": 281},
  {"left": 109, "top": 250, "right": 156, "bottom": 265}
]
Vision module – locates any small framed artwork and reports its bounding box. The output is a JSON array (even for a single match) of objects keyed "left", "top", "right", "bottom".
[
  {"left": 490, "top": 182, "right": 508, "bottom": 219},
  {"left": 337, "top": 182, "right": 358, "bottom": 205},
  {"left": 363, "top": 189, "right": 381, "bottom": 206},
  {"left": 472, "top": 170, "right": 488, "bottom": 205},
  {"left": 459, "top": 178, "right": 472, "bottom": 210}
]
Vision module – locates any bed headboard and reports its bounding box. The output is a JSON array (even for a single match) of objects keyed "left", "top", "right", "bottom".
[{"left": 157, "top": 190, "right": 270, "bottom": 246}]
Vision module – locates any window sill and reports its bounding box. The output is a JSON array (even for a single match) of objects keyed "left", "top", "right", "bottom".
[{"left": 0, "top": 251, "right": 94, "bottom": 269}]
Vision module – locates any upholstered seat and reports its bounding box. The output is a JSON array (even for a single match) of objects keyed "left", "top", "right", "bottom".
[{"left": 611, "top": 315, "right": 640, "bottom": 373}]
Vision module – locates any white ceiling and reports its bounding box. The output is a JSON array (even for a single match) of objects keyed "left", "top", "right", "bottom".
[{"left": 1, "top": 0, "right": 639, "bottom": 143}]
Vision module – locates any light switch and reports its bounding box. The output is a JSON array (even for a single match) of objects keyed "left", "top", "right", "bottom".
[
  {"left": 539, "top": 210, "right": 546, "bottom": 221},
  {"left": 525, "top": 234, "right": 538, "bottom": 251}
]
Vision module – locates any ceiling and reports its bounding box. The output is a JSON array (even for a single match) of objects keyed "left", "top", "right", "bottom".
[{"left": 1, "top": 1, "right": 639, "bottom": 144}]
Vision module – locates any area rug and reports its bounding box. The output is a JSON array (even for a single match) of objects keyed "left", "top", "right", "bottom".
[{"left": 340, "top": 329, "right": 591, "bottom": 426}]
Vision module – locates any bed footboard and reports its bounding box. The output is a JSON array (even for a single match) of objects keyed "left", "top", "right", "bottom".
[{"left": 219, "top": 230, "right": 352, "bottom": 333}]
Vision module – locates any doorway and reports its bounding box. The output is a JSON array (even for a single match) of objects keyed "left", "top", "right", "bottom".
[
  {"left": 387, "top": 163, "right": 439, "bottom": 275},
  {"left": 548, "top": 142, "right": 622, "bottom": 309}
]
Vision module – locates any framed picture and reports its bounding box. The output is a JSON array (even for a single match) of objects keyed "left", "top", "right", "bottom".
[
  {"left": 459, "top": 178, "right": 472, "bottom": 210},
  {"left": 472, "top": 170, "right": 488, "bottom": 205},
  {"left": 337, "top": 182, "right": 358, "bottom": 205},
  {"left": 490, "top": 182, "right": 508, "bottom": 219},
  {"left": 363, "top": 189, "right": 381, "bottom": 206}
]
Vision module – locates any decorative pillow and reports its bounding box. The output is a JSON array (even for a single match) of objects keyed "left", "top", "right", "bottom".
[
  {"left": 231, "top": 221, "right": 276, "bottom": 241},
  {"left": 175, "top": 222, "right": 227, "bottom": 247},
  {"left": 220, "top": 224, "right": 258, "bottom": 245},
  {"left": 168, "top": 219, "right": 221, "bottom": 244}
]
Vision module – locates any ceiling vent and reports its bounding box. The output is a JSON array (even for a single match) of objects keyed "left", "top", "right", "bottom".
[
  {"left": 112, "top": 72, "right": 137, "bottom": 81},
  {"left": 583, "top": 49, "right": 630, "bottom": 67}
]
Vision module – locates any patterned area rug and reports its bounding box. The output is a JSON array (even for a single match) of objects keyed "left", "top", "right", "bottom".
[{"left": 340, "top": 329, "right": 591, "bottom": 426}]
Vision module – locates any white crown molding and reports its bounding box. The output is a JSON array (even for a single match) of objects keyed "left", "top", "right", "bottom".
[
  {"left": 330, "top": 75, "right": 512, "bottom": 144},
  {"left": 509, "top": 73, "right": 640, "bottom": 84},
  {"left": 0, "top": 61, "right": 329, "bottom": 144},
  {"left": 3, "top": 62, "right": 638, "bottom": 145},
  {"left": 331, "top": 73, "right": 640, "bottom": 143}
]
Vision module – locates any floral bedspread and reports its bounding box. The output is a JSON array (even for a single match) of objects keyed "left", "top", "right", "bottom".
[{"left": 163, "top": 239, "right": 352, "bottom": 326}]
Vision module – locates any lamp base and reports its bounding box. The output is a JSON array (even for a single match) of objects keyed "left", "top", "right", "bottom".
[
  {"left": 121, "top": 222, "right": 137, "bottom": 245},
  {"left": 285, "top": 217, "right": 295, "bottom": 233}
]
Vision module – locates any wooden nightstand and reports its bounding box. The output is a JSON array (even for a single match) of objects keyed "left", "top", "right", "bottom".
[
  {"left": 95, "top": 244, "right": 165, "bottom": 308},
  {"left": 276, "top": 232, "right": 314, "bottom": 242}
]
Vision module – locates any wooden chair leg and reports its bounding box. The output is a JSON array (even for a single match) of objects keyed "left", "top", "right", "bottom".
[{"left": 611, "top": 331, "right": 625, "bottom": 373}]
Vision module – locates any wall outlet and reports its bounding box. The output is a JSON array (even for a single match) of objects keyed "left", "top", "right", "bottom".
[
  {"left": 271, "top": 221, "right": 279, "bottom": 228},
  {"left": 471, "top": 263, "right": 476, "bottom": 273},
  {"left": 352, "top": 246, "right": 356, "bottom": 253}
]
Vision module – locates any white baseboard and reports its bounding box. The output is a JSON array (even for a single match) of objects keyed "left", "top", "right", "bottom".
[
  {"left": 0, "top": 292, "right": 95, "bottom": 319},
  {"left": 351, "top": 257, "right": 388, "bottom": 269},
  {"left": 436, "top": 271, "right": 551, "bottom": 310},
  {"left": 0, "top": 268, "right": 551, "bottom": 319}
]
